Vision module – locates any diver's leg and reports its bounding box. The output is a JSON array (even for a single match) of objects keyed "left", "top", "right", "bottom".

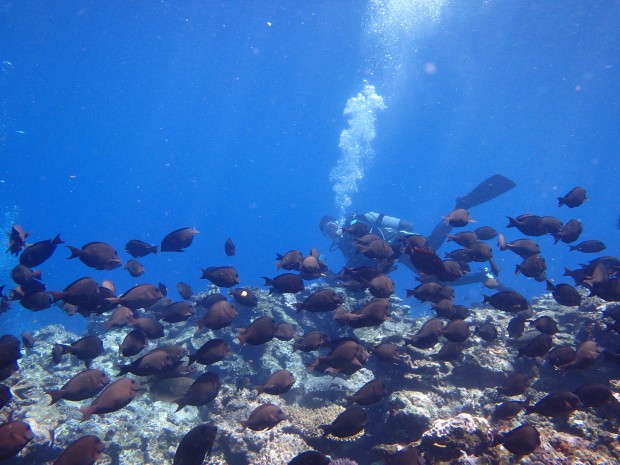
[{"left": 426, "top": 174, "right": 516, "bottom": 251}]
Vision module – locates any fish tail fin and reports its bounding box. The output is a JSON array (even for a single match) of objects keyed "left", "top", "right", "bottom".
[
  {"left": 506, "top": 217, "right": 517, "bottom": 228},
  {"left": 79, "top": 405, "right": 95, "bottom": 422},
  {"left": 152, "top": 245, "right": 159, "bottom": 254},
  {"left": 46, "top": 390, "right": 63, "bottom": 405},
  {"left": 239, "top": 421, "right": 248, "bottom": 431},
  {"left": 255, "top": 385, "right": 264, "bottom": 395},
  {"left": 117, "top": 365, "right": 130, "bottom": 376},
  {"left": 319, "top": 425, "right": 331, "bottom": 438},
  {"left": 523, "top": 405, "right": 535, "bottom": 415},
  {"left": 66, "top": 245, "right": 83, "bottom": 259},
  {"left": 52, "top": 234, "right": 64, "bottom": 245},
  {"left": 293, "top": 303, "right": 304, "bottom": 313},
  {"left": 481, "top": 294, "right": 491, "bottom": 304},
  {"left": 558, "top": 197, "right": 566, "bottom": 207},
  {"left": 173, "top": 399, "right": 187, "bottom": 412}
]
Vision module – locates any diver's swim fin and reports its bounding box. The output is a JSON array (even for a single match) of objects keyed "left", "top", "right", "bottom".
[
  {"left": 426, "top": 174, "right": 516, "bottom": 251},
  {"left": 454, "top": 174, "right": 516, "bottom": 210}
]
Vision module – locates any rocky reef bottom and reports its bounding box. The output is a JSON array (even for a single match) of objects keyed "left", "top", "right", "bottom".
[{"left": 2, "top": 283, "right": 620, "bottom": 465}]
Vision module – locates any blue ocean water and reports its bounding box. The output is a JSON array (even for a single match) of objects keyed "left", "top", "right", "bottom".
[{"left": 0, "top": 1, "right": 618, "bottom": 335}]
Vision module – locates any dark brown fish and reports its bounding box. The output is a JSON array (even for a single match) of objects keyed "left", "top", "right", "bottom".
[
  {"left": 506, "top": 214, "right": 547, "bottom": 236},
  {"left": 476, "top": 323, "right": 498, "bottom": 342},
  {"left": 559, "top": 340, "right": 601, "bottom": 370},
  {"left": 438, "top": 319, "right": 470, "bottom": 343},
  {"left": 406, "top": 282, "right": 453, "bottom": 303},
  {"left": 200, "top": 266, "right": 240, "bottom": 288},
  {"left": 19, "top": 234, "right": 63, "bottom": 267},
  {"left": 515, "top": 254, "right": 547, "bottom": 281},
  {"left": 80, "top": 377, "right": 141, "bottom": 421},
  {"left": 50, "top": 277, "right": 101, "bottom": 307},
  {"left": 355, "top": 238, "right": 394, "bottom": 260},
  {"left": 293, "top": 331, "right": 330, "bottom": 352},
  {"left": 240, "top": 403, "right": 287, "bottom": 431},
  {"left": 438, "top": 260, "right": 465, "bottom": 281},
  {"left": 405, "top": 318, "right": 444, "bottom": 349},
  {"left": 20, "top": 332, "right": 34, "bottom": 349},
  {"left": 54, "top": 336, "right": 104, "bottom": 365},
  {"left": 120, "top": 329, "right": 148, "bottom": 357},
  {"left": 384, "top": 445, "right": 426, "bottom": 465},
  {"left": 307, "top": 340, "right": 369, "bottom": 375},
  {"left": 518, "top": 333, "right": 553, "bottom": 358},
  {"left": 47, "top": 369, "right": 110, "bottom": 404},
  {"left": 558, "top": 186, "right": 587, "bottom": 208},
  {"left": 196, "top": 300, "right": 237, "bottom": 331},
  {"left": 492, "top": 401, "right": 525, "bottom": 421},
  {"left": 294, "top": 289, "right": 343, "bottom": 313},
  {"left": 118, "top": 348, "right": 173, "bottom": 376},
  {"left": 228, "top": 288, "right": 258, "bottom": 307},
  {"left": 104, "top": 306, "right": 135, "bottom": 329},
  {"left": 107, "top": 283, "right": 165, "bottom": 310},
  {"left": 546, "top": 345, "right": 576, "bottom": 368},
  {"left": 447, "top": 231, "right": 479, "bottom": 248},
  {"left": 274, "top": 322, "right": 295, "bottom": 341},
  {"left": 161, "top": 227, "right": 199, "bottom": 252},
  {"left": 176, "top": 282, "right": 193, "bottom": 300},
  {"left": 474, "top": 226, "right": 498, "bottom": 240},
  {"left": 158, "top": 301, "right": 195, "bottom": 323},
  {"left": 255, "top": 369, "right": 295, "bottom": 395},
  {"left": 466, "top": 241, "right": 493, "bottom": 262},
  {"left": 274, "top": 250, "right": 302, "bottom": 271},
  {"left": 320, "top": 407, "right": 368, "bottom": 438},
  {"left": 237, "top": 316, "right": 279, "bottom": 345},
  {"left": 224, "top": 237, "right": 236, "bottom": 256},
  {"left": 540, "top": 215, "right": 563, "bottom": 234},
  {"left": 125, "top": 259, "right": 145, "bottom": 277},
  {"left": 443, "top": 208, "right": 474, "bottom": 227},
  {"left": 370, "top": 343, "right": 403, "bottom": 364},
  {"left": 195, "top": 292, "right": 227, "bottom": 308},
  {"left": 129, "top": 317, "right": 165, "bottom": 339},
  {"left": 495, "top": 424, "right": 540, "bottom": 455},
  {"left": 498, "top": 238, "right": 541, "bottom": 258},
  {"left": 569, "top": 240, "right": 606, "bottom": 253},
  {"left": 10, "top": 264, "right": 42, "bottom": 286},
  {"left": 52, "top": 434, "right": 104, "bottom": 465},
  {"left": 552, "top": 218, "right": 582, "bottom": 244},
  {"left": 432, "top": 341, "right": 463, "bottom": 362},
  {"left": 407, "top": 248, "right": 445, "bottom": 276},
  {"left": 342, "top": 298, "right": 391, "bottom": 328},
  {"left": 6, "top": 224, "right": 29, "bottom": 256},
  {"left": 173, "top": 424, "right": 217, "bottom": 465},
  {"left": 573, "top": 383, "right": 613, "bottom": 408},
  {"left": 345, "top": 379, "right": 388, "bottom": 406},
  {"left": 0, "top": 384, "right": 12, "bottom": 408},
  {"left": 148, "top": 377, "right": 194, "bottom": 402},
  {"left": 546, "top": 281, "right": 582, "bottom": 306},
  {"left": 66, "top": 242, "right": 122, "bottom": 270},
  {"left": 524, "top": 391, "right": 581, "bottom": 417},
  {"left": 287, "top": 451, "right": 331, "bottom": 465},
  {"left": 528, "top": 316, "right": 558, "bottom": 335},
  {"left": 188, "top": 338, "right": 231, "bottom": 366},
  {"left": 174, "top": 372, "right": 221, "bottom": 411},
  {"left": 20, "top": 291, "right": 54, "bottom": 311},
  {"left": 0, "top": 421, "right": 34, "bottom": 461},
  {"left": 125, "top": 240, "right": 158, "bottom": 258},
  {"left": 497, "top": 373, "right": 529, "bottom": 396},
  {"left": 368, "top": 274, "right": 394, "bottom": 298},
  {"left": 482, "top": 291, "right": 530, "bottom": 314},
  {"left": 262, "top": 274, "right": 305, "bottom": 294}
]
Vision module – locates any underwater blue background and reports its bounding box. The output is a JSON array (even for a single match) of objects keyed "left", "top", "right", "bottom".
[{"left": 1, "top": 1, "right": 618, "bottom": 335}]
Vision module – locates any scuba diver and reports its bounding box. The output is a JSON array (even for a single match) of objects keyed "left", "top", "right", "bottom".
[{"left": 320, "top": 174, "right": 516, "bottom": 287}]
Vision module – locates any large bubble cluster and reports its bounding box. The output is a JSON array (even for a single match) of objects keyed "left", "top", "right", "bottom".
[{"left": 330, "top": 84, "right": 386, "bottom": 220}]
